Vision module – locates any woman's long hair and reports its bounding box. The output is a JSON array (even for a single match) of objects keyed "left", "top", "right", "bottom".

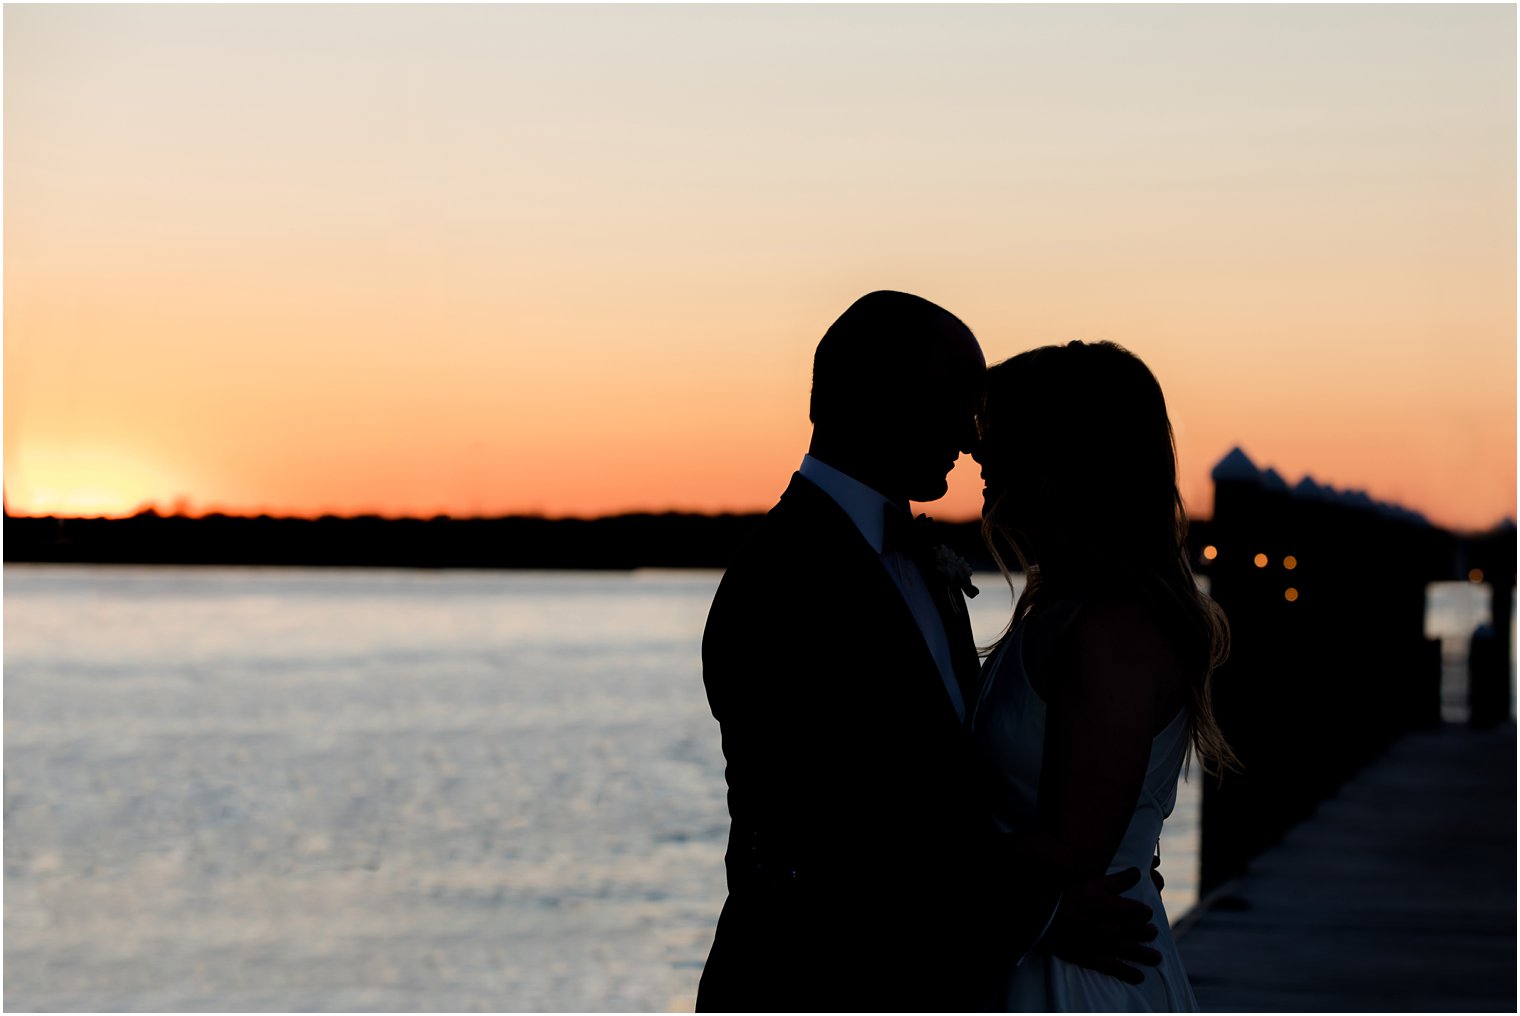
[{"left": 979, "top": 341, "right": 1237, "bottom": 777}]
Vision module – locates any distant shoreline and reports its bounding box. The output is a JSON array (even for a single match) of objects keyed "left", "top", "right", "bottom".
[
  {"left": 4, "top": 509, "right": 1221, "bottom": 573},
  {"left": 4, "top": 511, "right": 762, "bottom": 571},
  {"left": 3, "top": 510, "right": 1044, "bottom": 572}
]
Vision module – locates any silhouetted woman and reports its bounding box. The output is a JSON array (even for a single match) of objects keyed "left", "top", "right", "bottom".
[{"left": 970, "top": 341, "right": 1235, "bottom": 1011}]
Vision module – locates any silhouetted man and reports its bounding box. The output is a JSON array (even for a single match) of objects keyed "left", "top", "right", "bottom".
[{"left": 697, "top": 292, "right": 1157, "bottom": 1011}]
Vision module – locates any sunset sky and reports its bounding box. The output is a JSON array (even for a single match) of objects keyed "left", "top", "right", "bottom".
[{"left": 5, "top": 4, "right": 1515, "bottom": 531}]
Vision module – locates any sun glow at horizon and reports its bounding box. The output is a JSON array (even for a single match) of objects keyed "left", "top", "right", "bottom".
[{"left": 4, "top": 444, "right": 193, "bottom": 519}]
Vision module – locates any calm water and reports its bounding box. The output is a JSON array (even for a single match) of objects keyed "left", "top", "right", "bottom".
[{"left": 3, "top": 566, "right": 1492, "bottom": 1011}]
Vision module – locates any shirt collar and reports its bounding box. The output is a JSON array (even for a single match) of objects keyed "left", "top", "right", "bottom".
[{"left": 799, "top": 454, "right": 903, "bottom": 554}]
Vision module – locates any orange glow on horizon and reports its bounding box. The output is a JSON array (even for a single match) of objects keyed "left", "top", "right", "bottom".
[{"left": 4, "top": 6, "right": 1514, "bottom": 533}]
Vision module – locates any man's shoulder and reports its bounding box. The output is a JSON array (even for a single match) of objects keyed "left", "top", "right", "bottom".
[
  {"left": 727, "top": 474, "right": 837, "bottom": 561},
  {"left": 706, "top": 474, "right": 849, "bottom": 615}
]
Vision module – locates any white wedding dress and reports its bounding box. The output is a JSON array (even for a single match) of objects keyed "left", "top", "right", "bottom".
[{"left": 972, "top": 621, "right": 1199, "bottom": 1012}]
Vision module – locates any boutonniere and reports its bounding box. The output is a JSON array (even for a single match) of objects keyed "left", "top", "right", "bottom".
[
  {"left": 910, "top": 513, "right": 979, "bottom": 607},
  {"left": 932, "top": 542, "right": 980, "bottom": 603}
]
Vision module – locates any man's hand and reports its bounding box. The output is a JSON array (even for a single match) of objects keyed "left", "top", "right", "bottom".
[{"left": 1042, "top": 867, "right": 1161, "bottom": 985}]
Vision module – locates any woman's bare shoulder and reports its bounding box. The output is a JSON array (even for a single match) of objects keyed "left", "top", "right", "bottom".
[{"left": 1041, "top": 596, "right": 1188, "bottom": 722}]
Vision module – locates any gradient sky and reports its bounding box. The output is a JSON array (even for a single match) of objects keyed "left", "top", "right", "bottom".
[{"left": 6, "top": 4, "right": 1515, "bottom": 530}]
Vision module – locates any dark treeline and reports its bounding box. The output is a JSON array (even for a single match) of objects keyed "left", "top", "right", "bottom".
[
  {"left": 6, "top": 511, "right": 767, "bottom": 570},
  {"left": 4, "top": 509, "right": 1136, "bottom": 573}
]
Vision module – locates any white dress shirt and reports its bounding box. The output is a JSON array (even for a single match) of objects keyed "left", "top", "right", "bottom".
[{"left": 799, "top": 455, "right": 966, "bottom": 721}]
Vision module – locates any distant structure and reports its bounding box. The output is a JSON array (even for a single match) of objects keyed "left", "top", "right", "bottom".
[{"left": 1196, "top": 447, "right": 1512, "bottom": 893}]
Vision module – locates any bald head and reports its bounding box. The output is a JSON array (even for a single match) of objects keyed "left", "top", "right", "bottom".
[{"left": 807, "top": 291, "right": 986, "bottom": 503}]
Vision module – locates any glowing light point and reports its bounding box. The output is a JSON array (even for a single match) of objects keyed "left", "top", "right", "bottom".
[
  {"left": 1202, "top": 545, "right": 1218, "bottom": 561},
  {"left": 1253, "top": 553, "right": 1269, "bottom": 568},
  {"left": 1283, "top": 555, "right": 1298, "bottom": 570},
  {"left": 1469, "top": 568, "right": 1485, "bottom": 584},
  {"left": 1284, "top": 587, "right": 1299, "bottom": 602}
]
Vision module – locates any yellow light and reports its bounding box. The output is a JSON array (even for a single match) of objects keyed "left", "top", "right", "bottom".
[
  {"left": 1202, "top": 545, "right": 1218, "bottom": 561},
  {"left": 1283, "top": 555, "right": 1298, "bottom": 570},
  {"left": 6, "top": 443, "right": 184, "bottom": 518},
  {"left": 1253, "top": 553, "right": 1269, "bottom": 568},
  {"left": 1469, "top": 568, "right": 1485, "bottom": 583},
  {"left": 1284, "top": 587, "right": 1299, "bottom": 602}
]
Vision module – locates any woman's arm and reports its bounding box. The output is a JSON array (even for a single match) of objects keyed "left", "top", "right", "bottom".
[{"left": 1035, "top": 599, "right": 1184, "bottom": 885}]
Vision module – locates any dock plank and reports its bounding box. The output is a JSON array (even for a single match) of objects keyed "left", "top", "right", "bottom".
[{"left": 1176, "top": 725, "right": 1516, "bottom": 1012}]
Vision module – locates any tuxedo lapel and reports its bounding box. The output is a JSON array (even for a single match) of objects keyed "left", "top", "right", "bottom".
[
  {"left": 909, "top": 541, "right": 983, "bottom": 722},
  {"left": 780, "top": 475, "right": 966, "bottom": 729}
]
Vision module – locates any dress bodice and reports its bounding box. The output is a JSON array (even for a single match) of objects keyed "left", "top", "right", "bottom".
[
  {"left": 971, "top": 622, "right": 1188, "bottom": 877},
  {"left": 970, "top": 619, "right": 1200, "bottom": 1010}
]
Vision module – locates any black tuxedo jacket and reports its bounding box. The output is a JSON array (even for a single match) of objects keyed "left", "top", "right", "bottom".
[{"left": 696, "top": 473, "right": 1014, "bottom": 1012}]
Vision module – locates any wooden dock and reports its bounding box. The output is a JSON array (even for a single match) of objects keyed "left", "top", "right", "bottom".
[{"left": 1176, "top": 723, "right": 1516, "bottom": 1012}]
